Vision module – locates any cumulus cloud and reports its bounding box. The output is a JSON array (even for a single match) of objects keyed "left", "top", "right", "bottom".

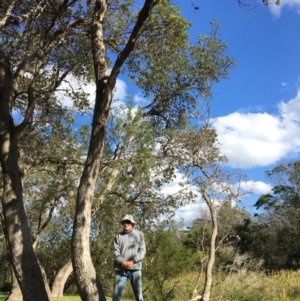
[
  {"left": 56, "top": 74, "right": 128, "bottom": 109},
  {"left": 269, "top": 0, "right": 300, "bottom": 17},
  {"left": 111, "top": 78, "right": 127, "bottom": 107},
  {"left": 279, "top": 89, "right": 300, "bottom": 121},
  {"left": 240, "top": 180, "right": 273, "bottom": 195},
  {"left": 212, "top": 91, "right": 300, "bottom": 168},
  {"left": 173, "top": 180, "right": 273, "bottom": 226},
  {"left": 173, "top": 201, "right": 206, "bottom": 226}
]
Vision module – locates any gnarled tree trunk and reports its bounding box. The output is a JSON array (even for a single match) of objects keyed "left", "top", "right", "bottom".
[{"left": 0, "top": 61, "right": 50, "bottom": 301}]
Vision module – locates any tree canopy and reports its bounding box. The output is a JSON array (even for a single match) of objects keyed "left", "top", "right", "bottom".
[{"left": 0, "top": 1, "right": 278, "bottom": 300}]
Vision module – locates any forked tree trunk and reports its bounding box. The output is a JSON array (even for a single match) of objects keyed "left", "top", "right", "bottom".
[
  {"left": 0, "top": 66, "right": 50, "bottom": 300},
  {"left": 71, "top": 1, "right": 157, "bottom": 300}
]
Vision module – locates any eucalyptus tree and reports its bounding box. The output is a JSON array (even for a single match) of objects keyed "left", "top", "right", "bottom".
[
  {"left": 0, "top": 0, "right": 271, "bottom": 300},
  {"left": 0, "top": 0, "right": 91, "bottom": 299},
  {"left": 71, "top": 1, "right": 236, "bottom": 299},
  {"left": 3, "top": 107, "right": 86, "bottom": 301},
  {"left": 89, "top": 104, "right": 197, "bottom": 294},
  {"left": 98, "top": 105, "right": 196, "bottom": 221},
  {"left": 161, "top": 126, "right": 248, "bottom": 301}
]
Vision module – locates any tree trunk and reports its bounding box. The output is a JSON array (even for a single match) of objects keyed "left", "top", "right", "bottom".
[
  {"left": 190, "top": 256, "right": 207, "bottom": 301},
  {"left": 5, "top": 260, "right": 52, "bottom": 301},
  {"left": 0, "top": 64, "right": 50, "bottom": 301},
  {"left": 51, "top": 259, "right": 73, "bottom": 298},
  {"left": 71, "top": 1, "right": 157, "bottom": 300},
  {"left": 5, "top": 270, "right": 22, "bottom": 301},
  {"left": 201, "top": 201, "right": 218, "bottom": 301},
  {"left": 71, "top": 2, "right": 110, "bottom": 300}
]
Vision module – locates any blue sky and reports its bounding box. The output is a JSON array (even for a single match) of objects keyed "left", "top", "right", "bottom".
[
  {"left": 58, "top": 0, "right": 300, "bottom": 225},
  {"left": 171, "top": 0, "right": 300, "bottom": 223}
]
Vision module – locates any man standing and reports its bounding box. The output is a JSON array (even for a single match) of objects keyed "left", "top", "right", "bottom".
[{"left": 113, "top": 214, "right": 146, "bottom": 301}]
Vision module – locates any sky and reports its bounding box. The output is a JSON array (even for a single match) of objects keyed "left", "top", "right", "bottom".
[
  {"left": 171, "top": 0, "right": 300, "bottom": 224},
  {"left": 58, "top": 0, "right": 300, "bottom": 225}
]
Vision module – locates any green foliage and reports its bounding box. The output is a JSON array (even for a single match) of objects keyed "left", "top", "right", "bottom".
[
  {"left": 1, "top": 1, "right": 237, "bottom": 299},
  {"left": 240, "top": 161, "right": 300, "bottom": 270},
  {"left": 96, "top": 104, "right": 196, "bottom": 222},
  {"left": 144, "top": 222, "right": 194, "bottom": 301},
  {"left": 127, "top": 3, "right": 235, "bottom": 129}
]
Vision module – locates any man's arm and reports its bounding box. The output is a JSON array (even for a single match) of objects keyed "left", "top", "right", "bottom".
[
  {"left": 132, "top": 231, "right": 146, "bottom": 263},
  {"left": 113, "top": 235, "right": 124, "bottom": 264}
]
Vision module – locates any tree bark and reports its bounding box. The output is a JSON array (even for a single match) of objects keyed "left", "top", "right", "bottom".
[
  {"left": 0, "top": 61, "right": 50, "bottom": 301},
  {"left": 51, "top": 259, "right": 73, "bottom": 298},
  {"left": 201, "top": 194, "right": 218, "bottom": 301},
  {"left": 71, "top": 1, "right": 110, "bottom": 300},
  {"left": 5, "top": 270, "right": 22, "bottom": 301}
]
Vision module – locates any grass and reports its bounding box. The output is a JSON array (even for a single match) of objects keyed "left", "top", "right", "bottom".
[
  {"left": 0, "top": 294, "right": 134, "bottom": 301},
  {"left": 0, "top": 294, "right": 7, "bottom": 301},
  {"left": 1, "top": 270, "right": 300, "bottom": 301},
  {"left": 53, "top": 296, "right": 112, "bottom": 301}
]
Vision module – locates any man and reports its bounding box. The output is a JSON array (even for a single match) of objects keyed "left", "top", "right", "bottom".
[{"left": 113, "top": 214, "right": 146, "bottom": 301}]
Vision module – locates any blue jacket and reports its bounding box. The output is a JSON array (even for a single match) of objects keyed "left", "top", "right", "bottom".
[{"left": 113, "top": 228, "right": 146, "bottom": 271}]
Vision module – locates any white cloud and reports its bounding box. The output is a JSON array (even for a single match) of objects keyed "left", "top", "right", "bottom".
[
  {"left": 269, "top": 0, "right": 300, "bottom": 17},
  {"left": 279, "top": 89, "right": 300, "bottom": 121},
  {"left": 112, "top": 78, "right": 127, "bottom": 107},
  {"left": 133, "top": 93, "right": 148, "bottom": 106},
  {"left": 173, "top": 201, "right": 207, "bottom": 226},
  {"left": 56, "top": 74, "right": 128, "bottom": 109},
  {"left": 212, "top": 91, "right": 300, "bottom": 168},
  {"left": 240, "top": 180, "right": 273, "bottom": 195}
]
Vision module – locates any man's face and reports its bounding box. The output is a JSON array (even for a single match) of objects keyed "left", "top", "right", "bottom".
[{"left": 122, "top": 220, "right": 133, "bottom": 232}]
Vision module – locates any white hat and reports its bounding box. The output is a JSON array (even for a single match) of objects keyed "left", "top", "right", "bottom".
[{"left": 120, "top": 214, "right": 136, "bottom": 225}]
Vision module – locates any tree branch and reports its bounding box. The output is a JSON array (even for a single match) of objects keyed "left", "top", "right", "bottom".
[{"left": 109, "top": 0, "right": 159, "bottom": 84}]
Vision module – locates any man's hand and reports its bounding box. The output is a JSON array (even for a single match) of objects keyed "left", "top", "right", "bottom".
[{"left": 121, "top": 260, "right": 134, "bottom": 270}]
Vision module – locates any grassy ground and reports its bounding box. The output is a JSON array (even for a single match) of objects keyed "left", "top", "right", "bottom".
[
  {"left": 0, "top": 294, "right": 134, "bottom": 301},
  {"left": 0, "top": 294, "right": 7, "bottom": 301},
  {"left": 53, "top": 296, "right": 114, "bottom": 301},
  {"left": 1, "top": 270, "right": 300, "bottom": 301}
]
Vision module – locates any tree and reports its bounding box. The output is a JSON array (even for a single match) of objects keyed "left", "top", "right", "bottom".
[
  {"left": 0, "top": 1, "right": 91, "bottom": 299},
  {"left": 163, "top": 126, "right": 247, "bottom": 301},
  {"left": 1, "top": 0, "right": 265, "bottom": 300},
  {"left": 2, "top": 108, "right": 86, "bottom": 300},
  {"left": 183, "top": 201, "right": 249, "bottom": 298},
  {"left": 71, "top": 1, "right": 236, "bottom": 299},
  {"left": 236, "top": 161, "right": 300, "bottom": 270}
]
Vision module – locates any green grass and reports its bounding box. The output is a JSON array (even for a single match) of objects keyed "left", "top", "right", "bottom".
[
  {"left": 2, "top": 270, "right": 300, "bottom": 301},
  {"left": 53, "top": 296, "right": 116, "bottom": 301},
  {"left": 0, "top": 293, "right": 7, "bottom": 301},
  {"left": 0, "top": 293, "right": 134, "bottom": 301}
]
